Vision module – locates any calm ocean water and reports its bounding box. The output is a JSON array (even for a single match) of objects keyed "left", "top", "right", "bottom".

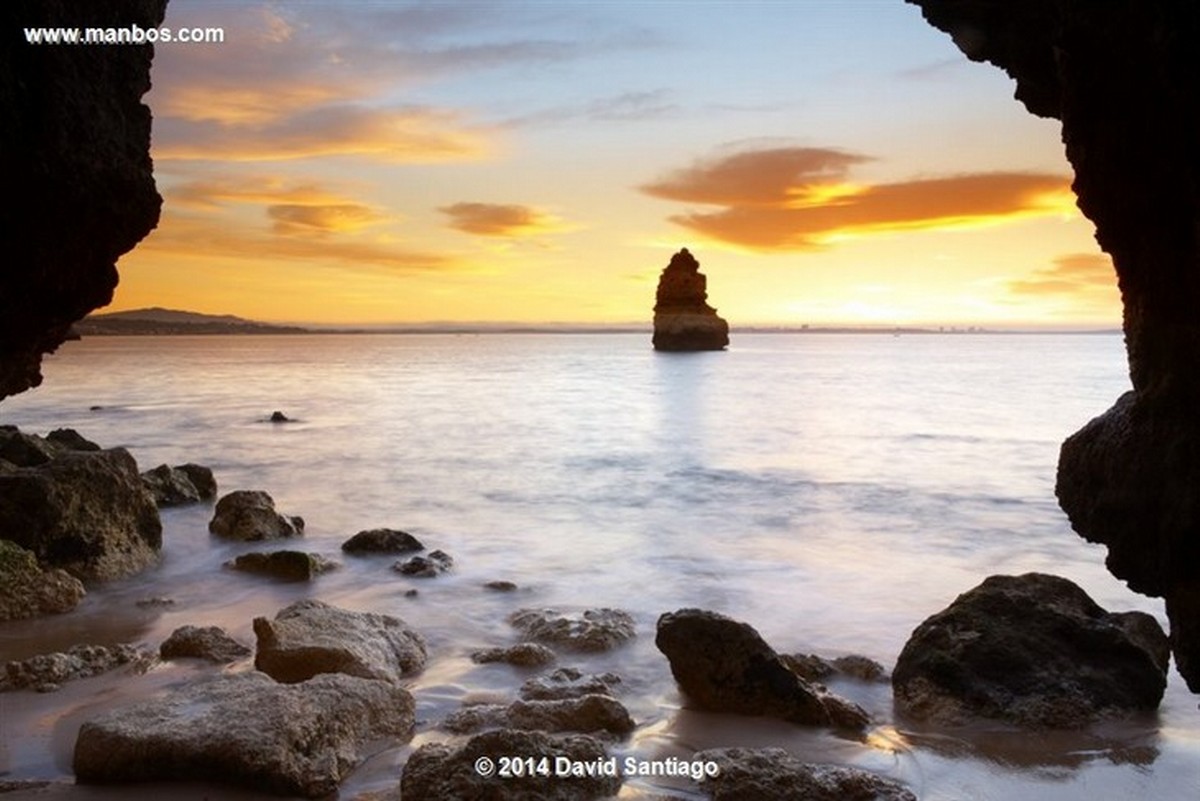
[{"left": 1, "top": 332, "right": 1197, "bottom": 800}]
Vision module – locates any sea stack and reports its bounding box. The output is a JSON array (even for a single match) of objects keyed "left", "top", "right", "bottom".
[{"left": 652, "top": 248, "right": 729, "bottom": 351}]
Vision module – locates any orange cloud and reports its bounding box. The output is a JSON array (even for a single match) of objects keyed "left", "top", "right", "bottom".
[
  {"left": 1008, "top": 253, "right": 1117, "bottom": 296},
  {"left": 269, "top": 204, "right": 385, "bottom": 236},
  {"left": 440, "top": 202, "right": 571, "bottom": 237},
  {"left": 167, "top": 176, "right": 355, "bottom": 209},
  {"left": 642, "top": 147, "right": 1075, "bottom": 250}
]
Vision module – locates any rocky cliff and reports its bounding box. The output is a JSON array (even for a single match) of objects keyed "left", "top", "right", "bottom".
[
  {"left": 908, "top": 0, "right": 1200, "bottom": 689},
  {"left": 652, "top": 248, "right": 730, "bottom": 351},
  {"left": 0, "top": 0, "right": 166, "bottom": 400}
]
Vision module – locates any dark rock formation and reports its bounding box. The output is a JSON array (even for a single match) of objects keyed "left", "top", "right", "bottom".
[
  {"left": 73, "top": 671, "right": 414, "bottom": 798},
  {"left": 342, "top": 527, "right": 424, "bottom": 554},
  {"left": 0, "top": 446, "right": 162, "bottom": 581},
  {"left": 655, "top": 608, "right": 869, "bottom": 732},
  {"left": 160, "top": 625, "right": 252, "bottom": 664},
  {"left": 3, "top": 644, "right": 154, "bottom": 693},
  {"left": 472, "top": 642, "right": 557, "bottom": 667},
  {"left": 510, "top": 607, "right": 636, "bottom": 652},
  {"left": 0, "top": 0, "right": 166, "bottom": 400},
  {"left": 696, "top": 747, "right": 916, "bottom": 801},
  {"left": 253, "top": 599, "right": 427, "bottom": 684},
  {"left": 44, "top": 428, "right": 101, "bottom": 452},
  {"left": 0, "top": 539, "right": 85, "bottom": 621},
  {"left": 892, "top": 573, "right": 1169, "bottom": 728},
  {"left": 400, "top": 729, "right": 622, "bottom": 801},
  {"left": 394, "top": 548, "right": 453, "bottom": 577},
  {"left": 907, "top": 0, "right": 1200, "bottom": 690},
  {"left": 208, "top": 489, "right": 304, "bottom": 541},
  {"left": 140, "top": 463, "right": 217, "bottom": 507},
  {"left": 444, "top": 694, "right": 635, "bottom": 738},
  {"left": 520, "top": 668, "right": 623, "bottom": 702},
  {"left": 652, "top": 248, "right": 730, "bottom": 351},
  {"left": 228, "top": 550, "right": 338, "bottom": 581},
  {"left": 781, "top": 653, "right": 888, "bottom": 684}
]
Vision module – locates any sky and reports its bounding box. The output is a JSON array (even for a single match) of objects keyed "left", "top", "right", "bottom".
[{"left": 111, "top": 0, "right": 1122, "bottom": 328}]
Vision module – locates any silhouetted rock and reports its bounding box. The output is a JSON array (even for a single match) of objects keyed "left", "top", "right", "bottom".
[
  {"left": 0, "top": 1, "right": 165, "bottom": 400},
  {"left": 2, "top": 644, "right": 154, "bottom": 693},
  {"left": 655, "top": 609, "right": 868, "bottom": 731},
  {"left": 73, "top": 671, "right": 414, "bottom": 798},
  {"left": 908, "top": 0, "right": 1200, "bottom": 691},
  {"left": 269, "top": 410, "right": 290, "bottom": 423},
  {"left": 510, "top": 607, "right": 636, "bottom": 652},
  {"left": 394, "top": 549, "right": 453, "bottom": 577},
  {"left": 696, "top": 747, "right": 916, "bottom": 801},
  {"left": 652, "top": 248, "right": 729, "bottom": 351},
  {"left": 893, "top": 573, "right": 1169, "bottom": 728},
  {"left": 208, "top": 490, "right": 303, "bottom": 541},
  {"left": 401, "top": 729, "right": 621, "bottom": 801},
  {"left": 160, "top": 625, "right": 251, "bottom": 664},
  {"left": 342, "top": 527, "right": 424, "bottom": 554},
  {"left": 0, "top": 539, "right": 85, "bottom": 621},
  {"left": 471, "top": 642, "right": 557, "bottom": 667},
  {"left": 228, "top": 550, "right": 338, "bottom": 581},
  {"left": 0, "top": 446, "right": 161, "bottom": 581},
  {"left": 253, "top": 599, "right": 426, "bottom": 683}
]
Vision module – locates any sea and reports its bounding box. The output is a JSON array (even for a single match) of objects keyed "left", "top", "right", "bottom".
[{"left": 1, "top": 332, "right": 1197, "bottom": 800}]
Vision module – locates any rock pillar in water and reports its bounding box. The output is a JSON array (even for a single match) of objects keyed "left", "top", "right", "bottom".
[
  {"left": 652, "top": 248, "right": 729, "bottom": 351},
  {"left": 908, "top": 0, "right": 1200, "bottom": 690}
]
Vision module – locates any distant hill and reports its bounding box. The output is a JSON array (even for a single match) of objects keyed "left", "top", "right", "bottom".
[{"left": 72, "top": 307, "right": 309, "bottom": 336}]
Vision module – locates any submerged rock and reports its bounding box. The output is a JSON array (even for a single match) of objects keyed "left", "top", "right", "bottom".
[
  {"left": 655, "top": 609, "right": 869, "bottom": 731},
  {"left": 160, "top": 625, "right": 251, "bottom": 664},
  {"left": 782, "top": 653, "right": 888, "bottom": 684},
  {"left": 229, "top": 550, "right": 338, "bottom": 581},
  {"left": 0, "top": 539, "right": 85, "bottom": 621},
  {"left": 0, "top": 445, "right": 162, "bottom": 581},
  {"left": 208, "top": 490, "right": 303, "bottom": 541},
  {"left": 394, "top": 549, "right": 453, "bottom": 577},
  {"left": 342, "top": 527, "right": 424, "bottom": 554},
  {"left": 520, "top": 668, "right": 623, "bottom": 701},
  {"left": 697, "top": 747, "right": 916, "bottom": 801},
  {"left": 510, "top": 607, "right": 636, "bottom": 652},
  {"left": 253, "top": 599, "right": 426, "bottom": 683},
  {"left": 892, "top": 573, "right": 1169, "bottom": 728},
  {"left": 401, "top": 729, "right": 622, "bottom": 801},
  {"left": 3, "top": 644, "right": 155, "bottom": 693},
  {"left": 140, "top": 463, "right": 217, "bottom": 507},
  {"left": 73, "top": 671, "right": 414, "bottom": 798},
  {"left": 652, "top": 248, "right": 729, "bottom": 351},
  {"left": 472, "top": 642, "right": 557, "bottom": 667}
]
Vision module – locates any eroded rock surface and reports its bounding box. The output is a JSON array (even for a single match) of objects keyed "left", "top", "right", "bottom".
[
  {"left": 0, "top": 539, "right": 85, "bottom": 621},
  {"left": 510, "top": 607, "right": 636, "bottom": 652},
  {"left": 3, "top": 644, "right": 155, "bottom": 693},
  {"left": 229, "top": 550, "right": 338, "bottom": 581},
  {"left": 652, "top": 248, "right": 729, "bottom": 351},
  {"left": 697, "top": 747, "right": 916, "bottom": 801},
  {"left": 342, "top": 527, "right": 424, "bottom": 554},
  {"left": 253, "top": 599, "right": 426, "bottom": 683},
  {"left": 395, "top": 549, "right": 453, "bottom": 577},
  {"left": 472, "top": 642, "right": 557, "bottom": 667},
  {"left": 656, "top": 609, "right": 868, "bottom": 731},
  {"left": 444, "top": 694, "right": 635, "bottom": 738},
  {"left": 160, "top": 625, "right": 252, "bottom": 664},
  {"left": 209, "top": 490, "right": 304, "bottom": 541},
  {"left": 520, "top": 668, "right": 623, "bottom": 702},
  {"left": 893, "top": 573, "right": 1169, "bottom": 728},
  {"left": 908, "top": 0, "right": 1200, "bottom": 691},
  {"left": 0, "top": 1, "right": 165, "bottom": 400},
  {"left": 73, "top": 671, "right": 414, "bottom": 798},
  {"left": 141, "top": 463, "right": 217, "bottom": 507},
  {"left": 401, "top": 729, "right": 622, "bottom": 801}
]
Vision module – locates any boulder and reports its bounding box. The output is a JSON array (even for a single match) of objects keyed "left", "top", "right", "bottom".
[
  {"left": 0, "top": 539, "right": 85, "bottom": 621},
  {"left": 696, "top": 747, "right": 916, "bottom": 801},
  {"left": 140, "top": 463, "right": 217, "bottom": 507},
  {"left": 3, "top": 644, "right": 154, "bottom": 693},
  {"left": 394, "top": 549, "right": 453, "bottom": 577},
  {"left": 0, "top": 447, "right": 162, "bottom": 581},
  {"left": 781, "top": 653, "right": 888, "bottom": 683},
  {"left": 45, "top": 428, "right": 101, "bottom": 452},
  {"left": 520, "top": 668, "right": 623, "bottom": 702},
  {"left": 655, "top": 609, "right": 868, "bottom": 731},
  {"left": 0, "top": 427, "right": 59, "bottom": 466},
  {"left": 208, "top": 490, "right": 303, "bottom": 541},
  {"left": 652, "top": 248, "right": 729, "bottom": 351},
  {"left": 472, "top": 643, "right": 557, "bottom": 667},
  {"left": 342, "top": 527, "right": 424, "bottom": 554},
  {"left": 892, "top": 573, "right": 1170, "bottom": 728},
  {"left": 0, "top": 0, "right": 165, "bottom": 400},
  {"left": 253, "top": 599, "right": 426, "bottom": 683},
  {"left": 400, "top": 729, "right": 622, "bottom": 801},
  {"left": 509, "top": 607, "right": 636, "bottom": 652},
  {"left": 228, "top": 550, "right": 338, "bottom": 581},
  {"left": 907, "top": 0, "right": 1200, "bottom": 690},
  {"left": 485, "top": 580, "right": 519, "bottom": 592},
  {"left": 160, "top": 625, "right": 252, "bottom": 664},
  {"left": 444, "top": 695, "right": 634, "bottom": 738},
  {"left": 73, "top": 671, "right": 414, "bottom": 798}
]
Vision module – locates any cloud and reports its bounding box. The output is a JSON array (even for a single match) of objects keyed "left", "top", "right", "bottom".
[
  {"left": 641, "top": 146, "right": 1075, "bottom": 250},
  {"left": 1008, "top": 253, "right": 1117, "bottom": 296},
  {"left": 167, "top": 175, "right": 353, "bottom": 209},
  {"left": 268, "top": 204, "right": 384, "bottom": 236},
  {"left": 440, "top": 202, "right": 572, "bottom": 238}
]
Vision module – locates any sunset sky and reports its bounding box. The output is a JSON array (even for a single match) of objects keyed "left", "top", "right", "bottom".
[{"left": 112, "top": 0, "right": 1121, "bottom": 328}]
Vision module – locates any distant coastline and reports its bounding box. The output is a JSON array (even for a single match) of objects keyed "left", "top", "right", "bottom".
[{"left": 71, "top": 307, "right": 1121, "bottom": 337}]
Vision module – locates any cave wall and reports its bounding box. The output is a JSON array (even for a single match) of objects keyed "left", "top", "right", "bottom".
[
  {"left": 0, "top": 0, "right": 166, "bottom": 400},
  {"left": 908, "top": 0, "right": 1200, "bottom": 689}
]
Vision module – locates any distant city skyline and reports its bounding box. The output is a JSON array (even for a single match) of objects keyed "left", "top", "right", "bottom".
[{"left": 113, "top": 0, "right": 1120, "bottom": 328}]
